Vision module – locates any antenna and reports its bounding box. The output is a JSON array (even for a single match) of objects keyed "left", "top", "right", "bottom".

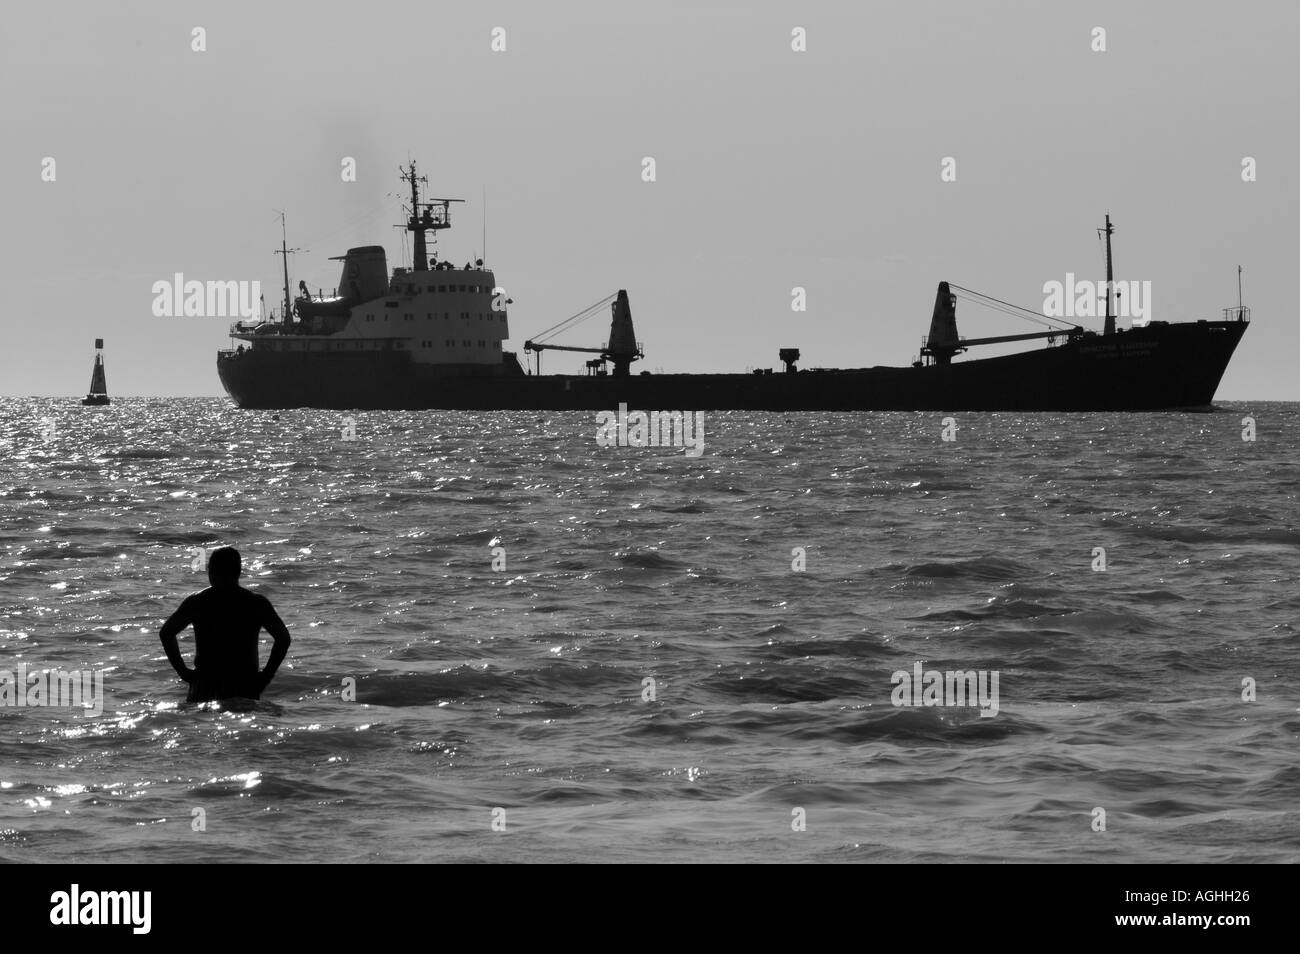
[
  {"left": 483, "top": 186, "right": 487, "bottom": 266},
  {"left": 1238, "top": 264, "right": 1243, "bottom": 310}
]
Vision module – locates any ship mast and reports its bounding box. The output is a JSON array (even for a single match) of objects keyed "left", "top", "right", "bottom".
[
  {"left": 402, "top": 162, "right": 430, "bottom": 271},
  {"left": 1100, "top": 214, "right": 1115, "bottom": 336},
  {"left": 273, "top": 212, "right": 304, "bottom": 327},
  {"left": 400, "top": 162, "right": 460, "bottom": 272}
]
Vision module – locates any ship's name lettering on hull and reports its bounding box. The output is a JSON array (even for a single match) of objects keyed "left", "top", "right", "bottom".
[{"left": 1079, "top": 342, "right": 1159, "bottom": 358}]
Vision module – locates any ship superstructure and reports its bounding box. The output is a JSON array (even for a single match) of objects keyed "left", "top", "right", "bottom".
[{"left": 220, "top": 162, "right": 521, "bottom": 388}]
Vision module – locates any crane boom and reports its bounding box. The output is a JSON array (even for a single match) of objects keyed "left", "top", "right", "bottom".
[{"left": 523, "top": 342, "right": 605, "bottom": 354}]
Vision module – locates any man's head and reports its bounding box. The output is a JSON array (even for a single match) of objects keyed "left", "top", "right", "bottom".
[{"left": 207, "top": 546, "right": 242, "bottom": 586}]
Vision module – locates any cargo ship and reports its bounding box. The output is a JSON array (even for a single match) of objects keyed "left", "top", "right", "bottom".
[{"left": 217, "top": 163, "right": 1248, "bottom": 411}]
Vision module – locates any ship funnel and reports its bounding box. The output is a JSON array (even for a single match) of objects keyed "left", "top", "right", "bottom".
[
  {"left": 606, "top": 290, "right": 641, "bottom": 377},
  {"left": 336, "top": 246, "right": 389, "bottom": 304},
  {"left": 927, "top": 281, "right": 960, "bottom": 351}
]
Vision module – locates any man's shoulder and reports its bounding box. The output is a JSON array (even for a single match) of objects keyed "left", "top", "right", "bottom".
[
  {"left": 187, "top": 585, "right": 271, "bottom": 603},
  {"left": 239, "top": 586, "right": 276, "bottom": 609}
]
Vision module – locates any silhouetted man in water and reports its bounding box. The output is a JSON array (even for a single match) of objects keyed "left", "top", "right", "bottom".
[{"left": 160, "top": 547, "right": 292, "bottom": 702}]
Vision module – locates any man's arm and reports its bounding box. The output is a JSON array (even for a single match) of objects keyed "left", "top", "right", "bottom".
[
  {"left": 159, "top": 598, "right": 195, "bottom": 683},
  {"left": 257, "top": 597, "right": 292, "bottom": 691}
]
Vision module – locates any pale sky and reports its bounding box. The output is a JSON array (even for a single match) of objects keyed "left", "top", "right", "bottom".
[{"left": 2, "top": 0, "right": 1294, "bottom": 398}]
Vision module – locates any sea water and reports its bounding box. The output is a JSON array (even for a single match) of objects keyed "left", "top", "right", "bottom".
[{"left": 1, "top": 399, "right": 1296, "bottom": 862}]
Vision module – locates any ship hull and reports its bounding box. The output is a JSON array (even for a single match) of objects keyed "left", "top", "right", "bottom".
[{"left": 217, "top": 320, "right": 1247, "bottom": 412}]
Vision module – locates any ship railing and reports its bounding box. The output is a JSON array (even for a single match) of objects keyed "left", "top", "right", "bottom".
[
  {"left": 229, "top": 319, "right": 272, "bottom": 334},
  {"left": 1222, "top": 306, "right": 1251, "bottom": 322}
]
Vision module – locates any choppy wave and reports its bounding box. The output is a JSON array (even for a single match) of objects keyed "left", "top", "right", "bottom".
[{"left": 0, "top": 399, "right": 1297, "bottom": 863}]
